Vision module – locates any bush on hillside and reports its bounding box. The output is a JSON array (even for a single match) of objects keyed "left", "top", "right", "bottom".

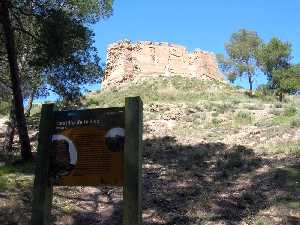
[
  {"left": 290, "top": 118, "right": 300, "bottom": 128},
  {"left": 234, "top": 111, "right": 252, "bottom": 124},
  {"left": 283, "top": 105, "right": 297, "bottom": 117},
  {"left": 254, "top": 84, "right": 276, "bottom": 101}
]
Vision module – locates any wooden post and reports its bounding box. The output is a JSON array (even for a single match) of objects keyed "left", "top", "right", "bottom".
[
  {"left": 31, "top": 104, "right": 55, "bottom": 225},
  {"left": 123, "top": 97, "right": 143, "bottom": 225}
]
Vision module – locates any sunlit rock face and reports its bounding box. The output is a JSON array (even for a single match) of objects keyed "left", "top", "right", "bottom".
[{"left": 103, "top": 40, "right": 224, "bottom": 88}]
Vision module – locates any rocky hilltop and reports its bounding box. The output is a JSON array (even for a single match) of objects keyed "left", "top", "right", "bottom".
[{"left": 103, "top": 40, "right": 224, "bottom": 87}]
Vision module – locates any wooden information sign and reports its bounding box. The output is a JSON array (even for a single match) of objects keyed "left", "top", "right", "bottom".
[
  {"left": 31, "top": 97, "right": 143, "bottom": 225},
  {"left": 52, "top": 107, "right": 124, "bottom": 186}
]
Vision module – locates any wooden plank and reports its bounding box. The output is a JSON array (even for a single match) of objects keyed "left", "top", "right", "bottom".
[
  {"left": 123, "top": 96, "right": 143, "bottom": 225},
  {"left": 31, "top": 104, "right": 55, "bottom": 225}
]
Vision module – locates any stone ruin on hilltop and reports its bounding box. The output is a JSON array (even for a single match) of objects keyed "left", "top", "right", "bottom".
[{"left": 103, "top": 40, "right": 224, "bottom": 87}]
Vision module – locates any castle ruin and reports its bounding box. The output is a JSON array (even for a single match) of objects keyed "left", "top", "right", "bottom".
[{"left": 103, "top": 40, "right": 224, "bottom": 87}]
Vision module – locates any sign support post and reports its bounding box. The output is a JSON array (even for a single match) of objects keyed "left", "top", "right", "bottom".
[
  {"left": 31, "top": 104, "right": 55, "bottom": 225},
  {"left": 123, "top": 97, "right": 143, "bottom": 225},
  {"left": 30, "top": 97, "right": 143, "bottom": 225}
]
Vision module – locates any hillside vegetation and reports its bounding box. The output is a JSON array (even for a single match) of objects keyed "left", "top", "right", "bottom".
[
  {"left": 1, "top": 76, "right": 300, "bottom": 225},
  {"left": 86, "top": 76, "right": 300, "bottom": 157}
]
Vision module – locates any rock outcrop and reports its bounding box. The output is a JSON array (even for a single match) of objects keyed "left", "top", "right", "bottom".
[{"left": 103, "top": 40, "right": 223, "bottom": 87}]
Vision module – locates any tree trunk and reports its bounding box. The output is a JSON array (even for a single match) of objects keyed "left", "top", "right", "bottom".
[
  {"left": 0, "top": 1, "right": 32, "bottom": 161},
  {"left": 3, "top": 103, "right": 16, "bottom": 154},
  {"left": 248, "top": 75, "right": 253, "bottom": 96},
  {"left": 25, "top": 91, "right": 34, "bottom": 117},
  {"left": 278, "top": 92, "right": 284, "bottom": 102}
]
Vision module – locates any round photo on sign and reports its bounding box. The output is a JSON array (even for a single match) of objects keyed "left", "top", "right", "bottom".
[
  {"left": 105, "top": 127, "right": 125, "bottom": 152},
  {"left": 51, "top": 134, "right": 77, "bottom": 181}
]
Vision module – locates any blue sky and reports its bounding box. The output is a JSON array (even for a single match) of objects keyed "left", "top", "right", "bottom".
[
  {"left": 91, "top": 0, "right": 300, "bottom": 89},
  {"left": 40, "top": 0, "right": 300, "bottom": 101}
]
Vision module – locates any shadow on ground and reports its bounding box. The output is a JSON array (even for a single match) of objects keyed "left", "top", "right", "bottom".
[
  {"left": 0, "top": 136, "right": 299, "bottom": 225},
  {"left": 141, "top": 136, "right": 300, "bottom": 225}
]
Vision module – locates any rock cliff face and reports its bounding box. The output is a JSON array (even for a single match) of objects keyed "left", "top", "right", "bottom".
[{"left": 103, "top": 40, "right": 223, "bottom": 87}]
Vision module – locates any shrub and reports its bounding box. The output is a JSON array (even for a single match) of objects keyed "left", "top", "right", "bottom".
[
  {"left": 254, "top": 85, "right": 276, "bottom": 101},
  {"left": 283, "top": 106, "right": 297, "bottom": 117},
  {"left": 216, "top": 103, "right": 233, "bottom": 113},
  {"left": 86, "top": 98, "right": 99, "bottom": 106},
  {"left": 212, "top": 118, "right": 223, "bottom": 125},
  {"left": 269, "top": 108, "right": 282, "bottom": 116},
  {"left": 235, "top": 111, "right": 252, "bottom": 124},
  {"left": 290, "top": 118, "right": 300, "bottom": 128},
  {"left": 267, "top": 142, "right": 300, "bottom": 156}
]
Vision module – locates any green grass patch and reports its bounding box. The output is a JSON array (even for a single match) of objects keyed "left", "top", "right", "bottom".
[
  {"left": 0, "top": 176, "right": 9, "bottom": 190},
  {"left": 0, "top": 101, "right": 10, "bottom": 116},
  {"left": 272, "top": 166, "right": 300, "bottom": 194},
  {"left": 211, "top": 118, "right": 223, "bottom": 126},
  {"left": 84, "top": 76, "right": 250, "bottom": 107},
  {"left": 290, "top": 117, "right": 300, "bottom": 128},
  {"left": 283, "top": 105, "right": 297, "bottom": 117},
  {"left": 0, "top": 162, "right": 34, "bottom": 176},
  {"left": 0, "top": 162, "right": 34, "bottom": 191},
  {"left": 262, "top": 141, "right": 300, "bottom": 156},
  {"left": 272, "top": 115, "right": 293, "bottom": 125},
  {"left": 272, "top": 114, "right": 300, "bottom": 126},
  {"left": 85, "top": 98, "right": 99, "bottom": 107},
  {"left": 271, "top": 106, "right": 299, "bottom": 125},
  {"left": 286, "top": 201, "right": 300, "bottom": 209},
  {"left": 234, "top": 111, "right": 252, "bottom": 125}
]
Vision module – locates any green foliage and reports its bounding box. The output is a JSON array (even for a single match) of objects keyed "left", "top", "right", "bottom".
[
  {"left": 86, "top": 98, "right": 99, "bottom": 107},
  {"left": 0, "top": 162, "right": 34, "bottom": 176},
  {"left": 226, "top": 29, "right": 261, "bottom": 63},
  {"left": 216, "top": 146, "right": 261, "bottom": 176},
  {"left": 1, "top": 0, "right": 114, "bottom": 106},
  {"left": 265, "top": 141, "right": 300, "bottom": 156},
  {"left": 254, "top": 84, "right": 276, "bottom": 102},
  {"left": 283, "top": 105, "right": 297, "bottom": 117},
  {"left": 0, "top": 101, "right": 10, "bottom": 115},
  {"left": 290, "top": 118, "right": 300, "bottom": 128},
  {"left": 255, "top": 38, "right": 292, "bottom": 83},
  {"left": 273, "top": 64, "right": 300, "bottom": 97},
  {"left": 271, "top": 105, "right": 298, "bottom": 125},
  {"left": 212, "top": 118, "right": 223, "bottom": 126},
  {"left": 0, "top": 162, "right": 34, "bottom": 191},
  {"left": 66, "top": 0, "right": 114, "bottom": 22},
  {"left": 219, "top": 29, "right": 262, "bottom": 93},
  {"left": 216, "top": 54, "right": 237, "bottom": 83}
]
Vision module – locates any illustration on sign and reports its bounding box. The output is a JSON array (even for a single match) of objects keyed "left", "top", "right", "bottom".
[
  {"left": 51, "top": 135, "right": 77, "bottom": 182},
  {"left": 51, "top": 108, "right": 125, "bottom": 186},
  {"left": 105, "top": 127, "right": 125, "bottom": 152}
]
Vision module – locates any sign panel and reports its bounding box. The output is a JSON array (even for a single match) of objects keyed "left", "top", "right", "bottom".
[{"left": 51, "top": 107, "right": 125, "bottom": 186}]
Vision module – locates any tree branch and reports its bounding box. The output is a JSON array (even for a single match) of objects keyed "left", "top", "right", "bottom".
[{"left": 11, "top": 11, "right": 49, "bottom": 46}]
